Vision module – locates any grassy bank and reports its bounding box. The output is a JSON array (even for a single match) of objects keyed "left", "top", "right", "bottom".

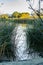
[{"left": 0, "top": 18, "right": 43, "bottom": 61}]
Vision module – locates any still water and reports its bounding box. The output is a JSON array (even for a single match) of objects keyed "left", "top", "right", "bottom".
[
  {"left": 11, "top": 24, "right": 39, "bottom": 60},
  {"left": 0, "top": 22, "right": 43, "bottom": 65}
]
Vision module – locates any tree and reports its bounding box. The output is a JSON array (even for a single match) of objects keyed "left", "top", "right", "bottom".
[
  {"left": 20, "top": 12, "right": 31, "bottom": 19},
  {"left": 12, "top": 11, "right": 21, "bottom": 18},
  {"left": 26, "top": 0, "right": 43, "bottom": 22},
  {"left": 0, "top": 14, "right": 9, "bottom": 19}
]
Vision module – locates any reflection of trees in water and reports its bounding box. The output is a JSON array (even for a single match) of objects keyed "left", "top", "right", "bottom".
[{"left": 11, "top": 24, "right": 29, "bottom": 60}]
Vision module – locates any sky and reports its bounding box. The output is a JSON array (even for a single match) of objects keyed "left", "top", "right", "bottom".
[
  {"left": 0, "top": 0, "right": 43, "bottom": 14},
  {"left": 0, "top": 0, "right": 29, "bottom": 14}
]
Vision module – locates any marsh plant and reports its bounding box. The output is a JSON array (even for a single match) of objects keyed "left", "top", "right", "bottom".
[
  {"left": 0, "top": 22, "right": 16, "bottom": 61},
  {"left": 26, "top": 19, "right": 43, "bottom": 57}
]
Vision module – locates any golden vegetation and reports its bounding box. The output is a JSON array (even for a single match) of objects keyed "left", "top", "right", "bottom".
[
  {"left": 0, "top": 11, "right": 43, "bottom": 19},
  {"left": 0, "top": 14, "right": 9, "bottom": 19},
  {"left": 20, "top": 13, "right": 30, "bottom": 19}
]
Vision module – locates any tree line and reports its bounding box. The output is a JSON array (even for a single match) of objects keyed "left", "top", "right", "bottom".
[
  {"left": 0, "top": 12, "right": 31, "bottom": 19},
  {"left": 0, "top": 11, "right": 43, "bottom": 19}
]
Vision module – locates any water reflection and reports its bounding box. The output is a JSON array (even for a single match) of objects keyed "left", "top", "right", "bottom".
[{"left": 11, "top": 24, "right": 37, "bottom": 60}]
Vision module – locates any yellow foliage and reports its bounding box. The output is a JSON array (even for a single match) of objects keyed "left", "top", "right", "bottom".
[
  {"left": 31, "top": 15, "right": 43, "bottom": 19},
  {"left": 20, "top": 13, "right": 31, "bottom": 19},
  {"left": 40, "top": 16, "right": 43, "bottom": 18},
  {"left": 0, "top": 14, "right": 9, "bottom": 19},
  {"left": 20, "top": 24, "right": 27, "bottom": 27}
]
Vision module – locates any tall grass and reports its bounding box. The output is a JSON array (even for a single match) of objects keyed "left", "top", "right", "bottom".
[
  {"left": 26, "top": 19, "right": 43, "bottom": 57},
  {"left": 0, "top": 22, "right": 16, "bottom": 61}
]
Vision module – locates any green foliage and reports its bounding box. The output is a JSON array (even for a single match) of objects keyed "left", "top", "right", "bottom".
[
  {"left": 27, "top": 29, "right": 43, "bottom": 51},
  {"left": 0, "top": 22, "right": 15, "bottom": 60},
  {"left": 12, "top": 11, "right": 21, "bottom": 18},
  {"left": 27, "top": 19, "right": 43, "bottom": 57}
]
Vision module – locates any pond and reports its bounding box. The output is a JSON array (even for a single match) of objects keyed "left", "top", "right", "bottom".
[
  {"left": 0, "top": 58, "right": 43, "bottom": 65},
  {"left": 0, "top": 20, "right": 43, "bottom": 62}
]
